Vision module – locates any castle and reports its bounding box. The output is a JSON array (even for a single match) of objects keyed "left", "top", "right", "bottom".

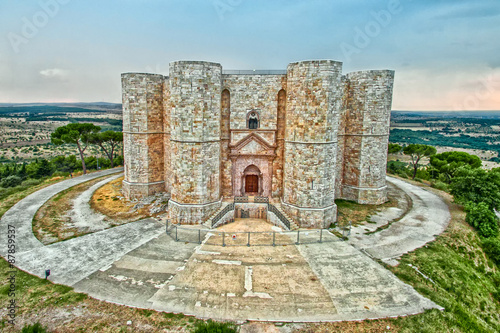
[{"left": 121, "top": 60, "right": 394, "bottom": 228}]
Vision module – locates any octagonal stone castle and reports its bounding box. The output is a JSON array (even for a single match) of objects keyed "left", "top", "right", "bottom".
[{"left": 121, "top": 60, "right": 394, "bottom": 228}]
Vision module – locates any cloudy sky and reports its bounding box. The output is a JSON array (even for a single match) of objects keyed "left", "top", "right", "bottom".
[{"left": 0, "top": 0, "right": 499, "bottom": 110}]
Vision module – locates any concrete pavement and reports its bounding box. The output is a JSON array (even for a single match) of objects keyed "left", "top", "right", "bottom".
[{"left": 347, "top": 176, "right": 451, "bottom": 265}]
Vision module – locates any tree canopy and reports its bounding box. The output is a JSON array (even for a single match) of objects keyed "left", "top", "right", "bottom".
[
  {"left": 51, "top": 123, "right": 101, "bottom": 174},
  {"left": 88, "top": 131, "right": 123, "bottom": 168},
  {"left": 388, "top": 143, "right": 402, "bottom": 154},
  {"left": 403, "top": 144, "right": 437, "bottom": 179},
  {"left": 430, "top": 151, "right": 482, "bottom": 182},
  {"left": 450, "top": 166, "right": 500, "bottom": 211}
]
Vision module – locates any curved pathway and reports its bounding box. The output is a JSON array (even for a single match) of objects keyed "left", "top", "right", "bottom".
[
  {"left": 0, "top": 168, "right": 164, "bottom": 286},
  {"left": 347, "top": 176, "right": 451, "bottom": 265}
]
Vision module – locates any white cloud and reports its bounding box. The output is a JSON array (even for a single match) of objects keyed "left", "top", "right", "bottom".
[{"left": 39, "top": 68, "right": 69, "bottom": 79}]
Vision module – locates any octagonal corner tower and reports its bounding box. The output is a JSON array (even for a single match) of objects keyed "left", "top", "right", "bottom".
[
  {"left": 167, "top": 61, "right": 223, "bottom": 224},
  {"left": 281, "top": 60, "right": 343, "bottom": 229},
  {"left": 339, "top": 69, "right": 395, "bottom": 204},
  {"left": 121, "top": 72, "right": 166, "bottom": 199}
]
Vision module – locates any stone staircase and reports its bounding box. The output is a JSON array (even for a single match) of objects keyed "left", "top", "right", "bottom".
[
  {"left": 202, "top": 202, "right": 233, "bottom": 229},
  {"left": 270, "top": 203, "right": 299, "bottom": 231}
]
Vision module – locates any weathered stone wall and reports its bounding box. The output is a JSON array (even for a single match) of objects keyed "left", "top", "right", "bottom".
[
  {"left": 282, "top": 60, "right": 343, "bottom": 228},
  {"left": 222, "top": 75, "right": 286, "bottom": 130},
  {"left": 340, "top": 70, "right": 395, "bottom": 204},
  {"left": 168, "top": 61, "right": 222, "bottom": 223},
  {"left": 163, "top": 76, "right": 172, "bottom": 196},
  {"left": 121, "top": 73, "right": 165, "bottom": 199},
  {"left": 220, "top": 89, "right": 232, "bottom": 198}
]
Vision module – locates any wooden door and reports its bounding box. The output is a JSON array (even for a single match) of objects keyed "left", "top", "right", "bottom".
[{"left": 245, "top": 175, "right": 259, "bottom": 193}]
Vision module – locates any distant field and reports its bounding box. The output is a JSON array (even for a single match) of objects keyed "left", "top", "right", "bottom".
[
  {"left": 0, "top": 103, "right": 122, "bottom": 162},
  {"left": 390, "top": 111, "right": 500, "bottom": 165}
]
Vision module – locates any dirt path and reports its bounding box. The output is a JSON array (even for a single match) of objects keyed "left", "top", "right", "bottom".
[
  {"left": 69, "top": 173, "right": 123, "bottom": 231},
  {"left": 347, "top": 176, "right": 451, "bottom": 265},
  {"left": 0, "top": 168, "right": 124, "bottom": 255}
]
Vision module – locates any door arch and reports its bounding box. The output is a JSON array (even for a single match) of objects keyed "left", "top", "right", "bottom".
[{"left": 241, "top": 165, "right": 262, "bottom": 195}]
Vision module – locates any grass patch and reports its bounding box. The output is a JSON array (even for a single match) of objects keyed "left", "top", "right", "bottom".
[
  {"left": 335, "top": 197, "right": 398, "bottom": 228},
  {"left": 193, "top": 320, "right": 237, "bottom": 333},
  {"left": 32, "top": 175, "right": 112, "bottom": 244},
  {"left": 301, "top": 185, "right": 500, "bottom": 333}
]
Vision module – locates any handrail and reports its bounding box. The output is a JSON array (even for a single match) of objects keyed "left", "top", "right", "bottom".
[
  {"left": 234, "top": 196, "right": 248, "bottom": 203},
  {"left": 267, "top": 203, "right": 291, "bottom": 230},
  {"left": 254, "top": 196, "right": 269, "bottom": 203},
  {"left": 211, "top": 202, "right": 235, "bottom": 228},
  {"left": 166, "top": 224, "right": 333, "bottom": 246}
]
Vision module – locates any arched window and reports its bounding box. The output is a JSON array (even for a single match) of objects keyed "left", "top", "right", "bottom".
[{"left": 247, "top": 110, "right": 259, "bottom": 129}]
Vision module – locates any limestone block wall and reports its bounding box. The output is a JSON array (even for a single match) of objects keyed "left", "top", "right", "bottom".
[
  {"left": 168, "top": 61, "right": 222, "bottom": 223},
  {"left": 163, "top": 76, "right": 172, "bottom": 196},
  {"left": 340, "top": 70, "right": 395, "bottom": 204},
  {"left": 220, "top": 89, "right": 232, "bottom": 197},
  {"left": 282, "top": 60, "right": 343, "bottom": 228},
  {"left": 121, "top": 73, "right": 165, "bottom": 199},
  {"left": 222, "top": 75, "right": 286, "bottom": 130}
]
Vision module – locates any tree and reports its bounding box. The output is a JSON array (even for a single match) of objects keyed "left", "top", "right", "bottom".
[
  {"left": 88, "top": 131, "right": 123, "bottom": 168},
  {"left": 33, "top": 158, "right": 53, "bottom": 179},
  {"left": 465, "top": 202, "right": 499, "bottom": 238},
  {"left": 482, "top": 238, "right": 500, "bottom": 265},
  {"left": 388, "top": 143, "right": 402, "bottom": 154},
  {"left": 17, "top": 163, "right": 27, "bottom": 180},
  {"left": 1, "top": 175, "right": 22, "bottom": 188},
  {"left": 403, "top": 144, "right": 437, "bottom": 179},
  {"left": 450, "top": 166, "right": 500, "bottom": 211},
  {"left": 430, "top": 151, "right": 482, "bottom": 182},
  {"left": 51, "top": 123, "right": 101, "bottom": 175}
]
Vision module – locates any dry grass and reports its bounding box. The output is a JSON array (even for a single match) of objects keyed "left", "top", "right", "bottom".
[
  {"left": 33, "top": 175, "right": 113, "bottom": 244},
  {"left": 90, "top": 176, "right": 151, "bottom": 222},
  {"left": 336, "top": 196, "right": 398, "bottom": 228}
]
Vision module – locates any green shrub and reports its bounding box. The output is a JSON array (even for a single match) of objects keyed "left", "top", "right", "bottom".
[
  {"left": 465, "top": 202, "right": 499, "bottom": 238},
  {"left": 1, "top": 175, "right": 22, "bottom": 188},
  {"left": 482, "top": 238, "right": 500, "bottom": 266},
  {"left": 192, "top": 320, "right": 237, "bottom": 333},
  {"left": 21, "top": 322, "right": 48, "bottom": 333},
  {"left": 432, "top": 181, "right": 448, "bottom": 192}
]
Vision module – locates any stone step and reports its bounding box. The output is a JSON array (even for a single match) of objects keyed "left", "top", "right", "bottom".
[
  {"left": 273, "top": 203, "right": 299, "bottom": 231},
  {"left": 204, "top": 202, "right": 231, "bottom": 229}
]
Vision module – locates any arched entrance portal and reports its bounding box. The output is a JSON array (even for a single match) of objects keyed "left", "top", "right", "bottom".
[{"left": 242, "top": 165, "right": 262, "bottom": 196}]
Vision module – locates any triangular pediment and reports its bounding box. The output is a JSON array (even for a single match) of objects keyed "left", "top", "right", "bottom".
[{"left": 230, "top": 133, "right": 276, "bottom": 157}]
